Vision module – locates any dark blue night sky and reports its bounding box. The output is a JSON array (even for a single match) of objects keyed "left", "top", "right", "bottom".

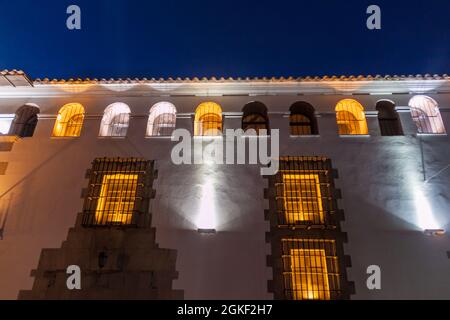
[{"left": 0, "top": 0, "right": 449, "bottom": 79}]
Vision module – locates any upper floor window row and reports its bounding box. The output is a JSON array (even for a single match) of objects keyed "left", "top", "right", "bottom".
[{"left": 1, "top": 96, "right": 446, "bottom": 138}]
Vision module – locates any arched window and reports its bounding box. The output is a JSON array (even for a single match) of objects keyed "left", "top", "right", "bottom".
[
  {"left": 147, "top": 102, "right": 177, "bottom": 137},
  {"left": 194, "top": 102, "right": 222, "bottom": 136},
  {"left": 52, "top": 103, "right": 85, "bottom": 137},
  {"left": 409, "top": 96, "right": 446, "bottom": 134},
  {"left": 10, "top": 104, "right": 40, "bottom": 137},
  {"left": 99, "top": 103, "right": 131, "bottom": 137},
  {"left": 336, "top": 99, "right": 369, "bottom": 135},
  {"left": 290, "top": 102, "right": 318, "bottom": 135},
  {"left": 242, "top": 102, "right": 269, "bottom": 135},
  {"left": 376, "top": 100, "right": 403, "bottom": 136}
]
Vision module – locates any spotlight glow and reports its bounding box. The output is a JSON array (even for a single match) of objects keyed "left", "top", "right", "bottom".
[
  {"left": 197, "top": 181, "right": 216, "bottom": 231},
  {"left": 414, "top": 188, "right": 440, "bottom": 231}
]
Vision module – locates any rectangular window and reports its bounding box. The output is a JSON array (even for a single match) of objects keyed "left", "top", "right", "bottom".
[
  {"left": 281, "top": 174, "right": 324, "bottom": 224},
  {"left": 82, "top": 158, "right": 151, "bottom": 227},
  {"left": 282, "top": 239, "right": 339, "bottom": 300},
  {"left": 95, "top": 174, "right": 138, "bottom": 225}
]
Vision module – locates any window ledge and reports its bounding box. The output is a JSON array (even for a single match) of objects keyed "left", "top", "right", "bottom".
[
  {"left": 339, "top": 135, "right": 371, "bottom": 138},
  {"left": 417, "top": 133, "right": 448, "bottom": 137},
  {"left": 242, "top": 135, "right": 271, "bottom": 138},
  {"left": 0, "top": 135, "right": 19, "bottom": 143},
  {"left": 98, "top": 136, "right": 127, "bottom": 140},
  {"left": 145, "top": 135, "right": 173, "bottom": 139},
  {"left": 290, "top": 135, "right": 320, "bottom": 138},
  {"left": 194, "top": 136, "right": 223, "bottom": 140},
  {"left": 51, "top": 136, "right": 80, "bottom": 140}
]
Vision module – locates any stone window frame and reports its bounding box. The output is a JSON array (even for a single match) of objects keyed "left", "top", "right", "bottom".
[{"left": 265, "top": 156, "right": 354, "bottom": 300}]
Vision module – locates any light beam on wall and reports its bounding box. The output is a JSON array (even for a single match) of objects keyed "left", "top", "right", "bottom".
[
  {"left": 413, "top": 187, "right": 440, "bottom": 232},
  {"left": 197, "top": 180, "right": 217, "bottom": 234}
]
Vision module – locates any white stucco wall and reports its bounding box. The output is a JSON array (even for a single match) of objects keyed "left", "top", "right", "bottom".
[{"left": 0, "top": 79, "right": 449, "bottom": 300}]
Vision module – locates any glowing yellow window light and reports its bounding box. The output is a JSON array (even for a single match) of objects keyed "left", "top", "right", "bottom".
[
  {"left": 282, "top": 174, "right": 324, "bottom": 224},
  {"left": 95, "top": 174, "right": 138, "bottom": 225},
  {"left": 290, "top": 249, "right": 331, "bottom": 300},
  {"left": 194, "top": 102, "right": 223, "bottom": 136},
  {"left": 336, "top": 99, "right": 368, "bottom": 135},
  {"left": 52, "top": 103, "right": 85, "bottom": 137}
]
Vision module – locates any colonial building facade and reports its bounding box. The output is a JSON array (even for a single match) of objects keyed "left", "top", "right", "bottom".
[{"left": 0, "top": 70, "right": 449, "bottom": 299}]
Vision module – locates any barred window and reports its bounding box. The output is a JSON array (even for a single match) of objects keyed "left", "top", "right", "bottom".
[
  {"left": 409, "top": 95, "right": 446, "bottom": 134},
  {"left": 242, "top": 102, "right": 269, "bottom": 135},
  {"left": 336, "top": 99, "right": 369, "bottom": 135},
  {"left": 10, "top": 104, "right": 40, "bottom": 137},
  {"left": 280, "top": 174, "right": 324, "bottom": 224},
  {"left": 290, "top": 102, "right": 318, "bottom": 135},
  {"left": 147, "top": 102, "right": 177, "bottom": 137},
  {"left": 282, "top": 239, "right": 340, "bottom": 300},
  {"left": 99, "top": 103, "right": 131, "bottom": 137},
  {"left": 95, "top": 174, "right": 138, "bottom": 225},
  {"left": 82, "top": 158, "right": 151, "bottom": 227},
  {"left": 275, "top": 157, "right": 333, "bottom": 226},
  {"left": 52, "top": 103, "right": 85, "bottom": 137},
  {"left": 194, "top": 102, "right": 222, "bottom": 136},
  {"left": 376, "top": 100, "right": 403, "bottom": 136}
]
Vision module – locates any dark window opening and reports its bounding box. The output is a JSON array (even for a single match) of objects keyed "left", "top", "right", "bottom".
[
  {"left": 376, "top": 101, "right": 403, "bottom": 136},
  {"left": 242, "top": 102, "right": 269, "bottom": 135},
  {"left": 290, "top": 102, "right": 318, "bottom": 135},
  {"left": 10, "top": 105, "right": 40, "bottom": 138}
]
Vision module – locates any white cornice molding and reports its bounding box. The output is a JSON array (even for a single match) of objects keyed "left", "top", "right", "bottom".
[{"left": 0, "top": 79, "right": 449, "bottom": 98}]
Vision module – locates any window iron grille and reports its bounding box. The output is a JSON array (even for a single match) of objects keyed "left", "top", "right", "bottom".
[
  {"left": 194, "top": 102, "right": 223, "bottom": 136},
  {"left": 147, "top": 102, "right": 177, "bottom": 137},
  {"left": 336, "top": 99, "right": 369, "bottom": 135},
  {"left": 290, "top": 102, "right": 318, "bottom": 136},
  {"left": 82, "top": 158, "right": 152, "bottom": 227},
  {"left": 409, "top": 95, "right": 446, "bottom": 134},
  {"left": 99, "top": 103, "right": 131, "bottom": 137},
  {"left": 275, "top": 157, "right": 335, "bottom": 226},
  {"left": 10, "top": 104, "right": 40, "bottom": 138},
  {"left": 242, "top": 102, "right": 269, "bottom": 135},
  {"left": 52, "top": 103, "right": 85, "bottom": 137},
  {"left": 282, "top": 239, "right": 341, "bottom": 300},
  {"left": 376, "top": 101, "right": 403, "bottom": 136}
]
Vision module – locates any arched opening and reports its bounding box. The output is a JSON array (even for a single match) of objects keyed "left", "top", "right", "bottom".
[
  {"left": 10, "top": 104, "right": 40, "bottom": 137},
  {"left": 99, "top": 103, "right": 131, "bottom": 137},
  {"left": 376, "top": 100, "right": 403, "bottom": 136},
  {"left": 335, "top": 99, "right": 368, "bottom": 135},
  {"left": 194, "top": 102, "right": 222, "bottom": 136},
  {"left": 290, "top": 102, "right": 318, "bottom": 135},
  {"left": 52, "top": 103, "right": 85, "bottom": 137},
  {"left": 147, "top": 102, "right": 177, "bottom": 137},
  {"left": 409, "top": 95, "right": 446, "bottom": 134},
  {"left": 242, "top": 102, "right": 269, "bottom": 135}
]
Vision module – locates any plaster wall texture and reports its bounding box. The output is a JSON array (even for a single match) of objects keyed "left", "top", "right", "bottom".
[{"left": 0, "top": 81, "right": 449, "bottom": 300}]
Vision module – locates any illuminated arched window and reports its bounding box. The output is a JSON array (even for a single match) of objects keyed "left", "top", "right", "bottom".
[
  {"left": 99, "top": 103, "right": 131, "bottom": 137},
  {"left": 147, "top": 102, "right": 177, "bottom": 137},
  {"left": 409, "top": 96, "right": 446, "bottom": 134},
  {"left": 290, "top": 102, "right": 318, "bottom": 135},
  {"left": 10, "top": 104, "right": 40, "bottom": 137},
  {"left": 53, "top": 103, "right": 85, "bottom": 137},
  {"left": 336, "top": 99, "right": 368, "bottom": 135},
  {"left": 194, "top": 102, "right": 222, "bottom": 136},
  {"left": 376, "top": 100, "right": 403, "bottom": 136},
  {"left": 242, "top": 102, "right": 269, "bottom": 135}
]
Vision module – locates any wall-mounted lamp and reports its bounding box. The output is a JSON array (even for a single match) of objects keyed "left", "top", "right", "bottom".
[
  {"left": 424, "top": 229, "right": 446, "bottom": 237},
  {"left": 198, "top": 228, "right": 217, "bottom": 234}
]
